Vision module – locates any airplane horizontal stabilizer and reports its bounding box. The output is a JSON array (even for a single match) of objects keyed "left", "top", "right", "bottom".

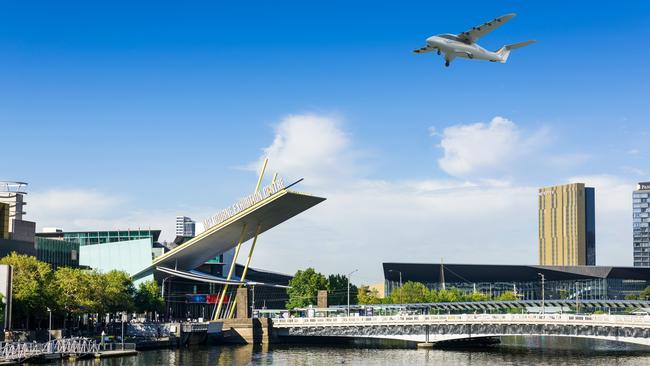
[
  {"left": 505, "top": 40, "right": 536, "bottom": 50},
  {"left": 496, "top": 40, "right": 536, "bottom": 63}
]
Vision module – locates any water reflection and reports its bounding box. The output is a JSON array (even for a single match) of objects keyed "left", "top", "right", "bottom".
[{"left": 46, "top": 337, "right": 650, "bottom": 366}]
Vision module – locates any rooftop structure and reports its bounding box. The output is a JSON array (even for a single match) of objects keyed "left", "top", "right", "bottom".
[
  {"left": 37, "top": 229, "right": 161, "bottom": 246},
  {"left": 0, "top": 182, "right": 28, "bottom": 234},
  {"left": 383, "top": 263, "right": 650, "bottom": 301},
  {"left": 134, "top": 181, "right": 325, "bottom": 279}
]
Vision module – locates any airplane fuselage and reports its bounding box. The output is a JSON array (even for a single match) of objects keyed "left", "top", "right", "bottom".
[{"left": 426, "top": 34, "right": 502, "bottom": 62}]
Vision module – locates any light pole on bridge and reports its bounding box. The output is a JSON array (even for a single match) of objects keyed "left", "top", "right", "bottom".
[
  {"left": 538, "top": 273, "right": 545, "bottom": 315},
  {"left": 347, "top": 269, "right": 358, "bottom": 317},
  {"left": 575, "top": 281, "right": 580, "bottom": 314},
  {"left": 47, "top": 307, "right": 52, "bottom": 344}
]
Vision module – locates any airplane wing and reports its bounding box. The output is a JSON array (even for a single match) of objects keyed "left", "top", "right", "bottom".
[
  {"left": 413, "top": 45, "right": 436, "bottom": 54},
  {"left": 457, "top": 13, "right": 516, "bottom": 44}
]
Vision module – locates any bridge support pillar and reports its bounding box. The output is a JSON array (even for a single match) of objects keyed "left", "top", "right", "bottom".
[
  {"left": 317, "top": 290, "right": 328, "bottom": 309},
  {"left": 214, "top": 318, "right": 272, "bottom": 344},
  {"left": 235, "top": 287, "right": 249, "bottom": 319},
  {"left": 417, "top": 325, "right": 433, "bottom": 349}
]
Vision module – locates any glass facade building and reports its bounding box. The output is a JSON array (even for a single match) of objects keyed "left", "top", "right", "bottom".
[
  {"left": 79, "top": 238, "right": 153, "bottom": 276},
  {"left": 34, "top": 229, "right": 162, "bottom": 271},
  {"left": 61, "top": 230, "right": 161, "bottom": 246},
  {"left": 34, "top": 237, "right": 79, "bottom": 269},
  {"left": 633, "top": 182, "right": 650, "bottom": 266},
  {"left": 175, "top": 216, "right": 195, "bottom": 237},
  {"left": 539, "top": 183, "right": 596, "bottom": 266},
  {"left": 384, "top": 263, "right": 650, "bottom": 301}
]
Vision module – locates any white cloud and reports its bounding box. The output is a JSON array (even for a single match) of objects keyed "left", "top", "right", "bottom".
[
  {"left": 243, "top": 114, "right": 637, "bottom": 282},
  {"left": 251, "top": 180, "right": 538, "bottom": 283},
  {"left": 621, "top": 166, "right": 647, "bottom": 176},
  {"left": 436, "top": 117, "right": 547, "bottom": 177},
  {"left": 26, "top": 114, "right": 637, "bottom": 284},
  {"left": 244, "top": 114, "right": 544, "bottom": 282},
  {"left": 28, "top": 189, "right": 215, "bottom": 242},
  {"left": 250, "top": 113, "right": 355, "bottom": 186},
  {"left": 29, "top": 189, "right": 126, "bottom": 222}
]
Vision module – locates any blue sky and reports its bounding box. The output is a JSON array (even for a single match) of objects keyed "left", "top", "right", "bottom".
[{"left": 2, "top": 1, "right": 649, "bottom": 283}]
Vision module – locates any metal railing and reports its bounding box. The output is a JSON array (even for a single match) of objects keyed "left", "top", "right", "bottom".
[
  {"left": 273, "top": 313, "right": 650, "bottom": 328},
  {"left": 0, "top": 338, "right": 100, "bottom": 362},
  {"left": 181, "top": 322, "right": 209, "bottom": 333},
  {"left": 98, "top": 342, "right": 136, "bottom": 351}
]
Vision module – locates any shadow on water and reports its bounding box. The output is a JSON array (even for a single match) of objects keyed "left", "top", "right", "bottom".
[{"left": 42, "top": 337, "right": 650, "bottom": 366}]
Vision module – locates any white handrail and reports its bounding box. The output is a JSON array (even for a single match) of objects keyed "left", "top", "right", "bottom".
[{"left": 273, "top": 313, "right": 650, "bottom": 328}]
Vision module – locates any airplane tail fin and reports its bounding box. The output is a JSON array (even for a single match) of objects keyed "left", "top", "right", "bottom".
[{"left": 496, "top": 40, "right": 536, "bottom": 63}]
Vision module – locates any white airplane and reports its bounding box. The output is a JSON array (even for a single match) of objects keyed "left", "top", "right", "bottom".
[{"left": 414, "top": 13, "right": 535, "bottom": 67}]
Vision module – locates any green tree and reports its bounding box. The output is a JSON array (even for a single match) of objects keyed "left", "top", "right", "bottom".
[
  {"left": 559, "top": 289, "right": 569, "bottom": 300},
  {"left": 327, "top": 274, "right": 357, "bottom": 306},
  {"left": 286, "top": 268, "right": 328, "bottom": 309},
  {"left": 54, "top": 267, "right": 94, "bottom": 315},
  {"left": 467, "top": 291, "right": 489, "bottom": 302},
  {"left": 134, "top": 280, "right": 165, "bottom": 319},
  {"left": 95, "top": 270, "right": 135, "bottom": 315},
  {"left": 495, "top": 291, "right": 519, "bottom": 301},
  {"left": 358, "top": 286, "right": 382, "bottom": 305},
  {"left": 390, "top": 281, "right": 429, "bottom": 304},
  {"left": 0, "top": 252, "right": 55, "bottom": 328},
  {"left": 432, "top": 288, "right": 463, "bottom": 303}
]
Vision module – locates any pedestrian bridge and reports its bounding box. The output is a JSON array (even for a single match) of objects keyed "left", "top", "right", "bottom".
[{"left": 272, "top": 314, "right": 650, "bottom": 346}]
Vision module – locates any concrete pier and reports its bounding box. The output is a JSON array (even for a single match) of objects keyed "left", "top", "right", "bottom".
[{"left": 215, "top": 318, "right": 272, "bottom": 344}]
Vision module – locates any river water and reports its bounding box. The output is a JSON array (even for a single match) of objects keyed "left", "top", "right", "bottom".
[{"left": 51, "top": 337, "right": 650, "bottom": 365}]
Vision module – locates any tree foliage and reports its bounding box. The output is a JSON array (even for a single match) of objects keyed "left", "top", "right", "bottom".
[
  {"left": 54, "top": 267, "right": 94, "bottom": 315},
  {"left": 0, "top": 252, "right": 156, "bottom": 328},
  {"left": 495, "top": 291, "right": 519, "bottom": 301},
  {"left": 327, "top": 274, "right": 358, "bottom": 306},
  {"left": 0, "top": 252, "right": 55, "bottom": 327},
  {"left": 358, "top": 286, "right": 383, "bottom": 305},
  {"left": 390, "top": 281, "right": 430, "bottom": 304},
  {"left": 93, "top": 270, "right": 135, "bottom": 314},
  {"left": 135, "top": 280, "right": 165, "bottom": 316},
  {"left": 286, "top": 268, "right": 328, "bottom": 309},
  {"left": 626, "top": 286, "right": 650, "bottom": 300}
]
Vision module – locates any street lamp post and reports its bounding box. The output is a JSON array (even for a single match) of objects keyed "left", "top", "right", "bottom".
[
  {"left": 121, "top": 312, "right": 127, "bottom": 350},
  {"left": 161, "top": 276, "right": 172, "bottom": 321},
  {"left": 47, "top": 307, "right": 52, "bottom": 344},
  {"left": 347, "top": 269, "right": 358, "bottom": 317},
  {"left": 575, "top": 282, "right": 580, "bottom": 314},
  {"left": 537, "top": 273, "right": 545, "bottom": 315}
]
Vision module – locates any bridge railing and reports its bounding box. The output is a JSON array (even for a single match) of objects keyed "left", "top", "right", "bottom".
[
  {"left": 0, "top": 338, "right": 100, "bottom": 361},
  {"left": 273, "top": 313, "right": 650, "bottom": 328},
  {"left": 181, "top": 322, "right": 209, "bottom": 333}
]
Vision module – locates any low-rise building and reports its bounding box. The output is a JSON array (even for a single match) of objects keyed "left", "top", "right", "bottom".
[{"left": 384, "top": 263, "right": 650, "bottom": 301}]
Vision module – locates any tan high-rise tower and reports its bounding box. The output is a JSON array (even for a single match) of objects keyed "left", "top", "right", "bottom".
[{"left": 538, "top": 183, "right": 596, "bottom": 266}]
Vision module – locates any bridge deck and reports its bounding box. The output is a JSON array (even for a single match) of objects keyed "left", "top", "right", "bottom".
[
  {"left": 274, "top": 314, "right": 650, "bottom": 329},
  {"left": 273, "top": 314, "right": 650, "bottom": 346}
]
